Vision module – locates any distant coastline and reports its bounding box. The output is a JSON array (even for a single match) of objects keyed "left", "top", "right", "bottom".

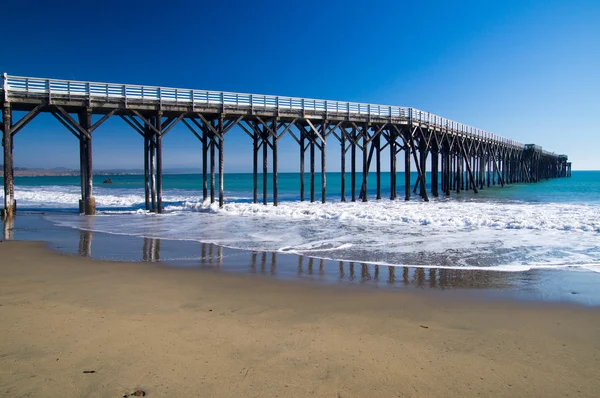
[
  {"left": 0, "top": 168, "right": 142, "bottom": 177},
  {"left": 0, "top": 167, "right": 203, "bottom": 177}
]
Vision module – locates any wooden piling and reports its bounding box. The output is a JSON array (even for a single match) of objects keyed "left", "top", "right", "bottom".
[
  {"left": 321, "top": 122, "right": 327, "bottom": 204},
  {"left": 389, "top": 129, "right": 397, "bottom": 200},
  {"left": 418, "top": 137, "right": 427, "bottom": 199},
  {"left": 300, "top": 128, "right": 305, "bottom": 202},
  {"left": 202, "top": 124, "right": 208, "bottom": 201},
  {"left": 310, "top": 133, "right": 315, "bottom": 203},
  {"left": 404, "top": 143, "right": 411, "bottom": 201},
  {"left": 218, "top": 116, "right": 225, "bottom": 208},
  {"left": 144, "top": 130, "right": 150, "bottom": 210},
  {"left": 351, "top": 128, "right": 357, "bottom": 202},
  {"left": 252, "top": 125, "right": 258, "bottom": 204},
  {"left": 149, "top": 128, "right": 157, "bottom": 212},
  {"left": 361, "top": 125, "right": 368, "bottom": 202},
  {"left": 431, "top": 148, "right": 439, "bottom": 197},
  {"left": 77, "top": 108, "right": 95, "bottom": 215},
  {"left": 273, "top": 120, "right": 278, "bottom": 206},
  {"left": 341, "top": 129, "right": 346, "bottom": 202},
  {"left": 2, "top": 102, "right": 15, "bottom": 218},
  {"left": 449, "top": 151, "right": 454, "bottom": 193},
  {"left": 156, "top": 114, "right": 163, "bottom": 213},
  {"left": 210, "top": 125, "right": 215, "bottom": 204},
  {"left": 375, "top": 133, "right": 381, "bottom": 200},
  {"left": 262, "top": 124, "right": 268, "bottom": 205}
]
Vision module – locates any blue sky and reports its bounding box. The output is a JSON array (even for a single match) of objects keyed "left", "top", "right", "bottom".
[{"left": 2, "top": 0, "right": 599, "bottom": 171}]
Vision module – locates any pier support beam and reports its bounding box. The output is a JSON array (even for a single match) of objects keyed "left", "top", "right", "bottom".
[
  {"left": 389, "top": 128, "right": 397, "bottom": 200},
  {"left": 143, "top": 131, "right": 150, "bottom": 210},
  {"left": 218, "top": 117, "right": 225, "bottom": 208},
  {"left": 262, "top": 123, "right": 268, "bottom": 205},
  {"left": 351, "top": 127, "right": 357, "bottom": 202},
  {"left": 361, "top": 124, "right": 369, "bottom": 202},
  {"left": 77, "top": 108, "right": 96, "bottom": 215},
  {"left": 51, "top": 106, "right": 113, "bottom": 215},
  {"left": 272, "top": 120, "right": 278, "bottom": 206},
  {"left": 418, "top": 135, "right": 428, "bottom": 199},
  {"left": 431, "top": 146, "right": 439, "bottom": 197},
  {"left": 156, "top": 114, "right": 163, "bottom": 213},
  {"left": 2, "top": 102, "right": 15, "bottom": 218},
  {"left": 375, "top": 133, "right": 381, "bottom": 200},
  {"left": 340, "top": 128, "right": 346, "bottom": 202},
  {"left": 404, "top": 143, "right": 411, "bottom": 201},
  {"left": 300, "top": 128, "right": 305, "bottom": 201}
]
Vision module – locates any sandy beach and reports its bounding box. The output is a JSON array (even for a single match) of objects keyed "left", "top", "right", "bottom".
[{"left": 0, "top": 241, "right": 599, "bottom": 397}]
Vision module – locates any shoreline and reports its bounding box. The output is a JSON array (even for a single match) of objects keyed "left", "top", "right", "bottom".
[
  {"left": 4, "top": 213, "right": 600, "bottom": 307},
  {"left": 1, "top": 240, "right": 599, "bottom": 396}
]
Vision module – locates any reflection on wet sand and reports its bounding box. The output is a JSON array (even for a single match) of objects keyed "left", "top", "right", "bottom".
[
  {"left": 52, "top": 228, "right": 528, "bottom": 291},
  {"left": 78, "top": 230, "right": 93, "bottom": 257},
  {"left": 3, "top": 216, "right": 14, "bottom": 241},
  {"left": 201, "top": 243, "right": 223, "bottom": 268},
  {"left": 143, "top": 237, "right": 161, "bottom": 262}
]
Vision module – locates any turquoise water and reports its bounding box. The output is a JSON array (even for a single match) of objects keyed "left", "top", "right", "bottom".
[{"left": 3, "top": 171, "right": 599, "bottom": 210}]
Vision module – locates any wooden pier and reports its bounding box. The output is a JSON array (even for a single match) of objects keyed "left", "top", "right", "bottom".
[{"left": 1, "top": 74, "right": 571, "bottom": 217}]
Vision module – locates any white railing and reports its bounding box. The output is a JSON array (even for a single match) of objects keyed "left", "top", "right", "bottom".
[{"left": 2, "top": 74, "right": 524, "bottom": 148}]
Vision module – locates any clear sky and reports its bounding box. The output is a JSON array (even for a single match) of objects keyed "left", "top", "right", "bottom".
[{"left": 1, "top": 0, "right": 599, "bottom": 171}]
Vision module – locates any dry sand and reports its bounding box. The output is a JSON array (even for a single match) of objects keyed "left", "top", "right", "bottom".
[{"left": 0, "top": 241, "right": 599, "bottom": 397}]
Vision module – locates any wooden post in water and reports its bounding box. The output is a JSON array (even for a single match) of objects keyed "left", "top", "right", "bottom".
[
  {"left": 252, "top": 124, "right": 258, "bottom": 203},
  {"left": 210, "top": 122, "right": 215, "bottom": 204},
  {"left": 449, "top": 150, "right": 454, "bottom": 193},
  {"left": 202, "top": 124, "right": 208, "bottom": 201},
  {"left": 404, "top": 141, "right": 411, "bottom": 201},
  {"left": 351, "top": 127, "right": 357, "bottom": 202},
  {"left": 78, "top": 123, "right": 85, "bottom": 214},
  {"left": 418, "top": 136, "right": 427, "bottom": 199},
  {"left": 2, "top": 102, "right": 15, "bottom": 218},
  {"left": 262, "top": 123, "right": 268, "bottom": 205},
  {"left": 218, "top": 115, "right": 225, "bottom": 208},
  {"left": 341, "top": 128, "right": 346, "bottom": 202},
  {"left": 272, "top": 119, "right": 278, "bottom": 206},
  {"left": 300, "top": 126, "right": 305, "bottom": 202},
  {"left": 310, "top": 130, "right": 315, "bottom": 203},
  {"left": 321, "top": 121, "right": 327, "bottom": 204},
  {"left": 456, "top": 152, "right": 461, "bottom": 193},
  {"left": 487, "top": 153, "right": 491, "bottom": 187},
  {"left": 431, "top": 146, "right": 439, "bottom": 197},
  {"left": 389, "top": 128, "right": 397, "bottom": 200},
  {"left": 481, "top": 153, "right": 486, "bottom": 189},
  {"left": 143, "top": 128, "right": 150, "bottom": 210},
  {"left": 361, "top": 124, "right": 368, "bottom": 202},
  {"left": 77, "top": 108, "right": 95, "bottom": 215},
  {"left": 149, "top": 120, "right": 157, "bottom": 212},
  {"left": 155, "top": 113, "right": 163, "bottom": 213},
  {"left": 445, "top": 148, "right": 451, "bottom": 196},
  {"left": 375, "top": 133, "right": 381, "bottom": 200},
  {"left": 440, "top": 148, "right": 445, "bottom": 195}
]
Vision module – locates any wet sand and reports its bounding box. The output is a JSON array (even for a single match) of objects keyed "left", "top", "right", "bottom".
[{"left": 1, "top": 241, "right": 599, "bottom": 397}]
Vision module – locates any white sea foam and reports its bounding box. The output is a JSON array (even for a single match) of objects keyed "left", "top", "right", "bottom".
[
  {"left": 7, "top": 183, "right": 599, "bottom": 272},
  {"left": 44, "top": 197, "right": 600, "bottom": 273},
  {"left": 173, "top": 199, "right": 600, "bottom": 233},
  {"left": 2, "top": 185, "right": 202, "bottom": 209}
]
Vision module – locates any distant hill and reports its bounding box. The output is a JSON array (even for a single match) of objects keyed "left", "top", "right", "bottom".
[{"left": 1, "top": 167, "right": 203, "bottom": 177}]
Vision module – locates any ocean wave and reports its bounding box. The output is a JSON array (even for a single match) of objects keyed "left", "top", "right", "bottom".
[
  {"left": 9, "top": 183, "right": 600, "bottom": 272},
  {"left": 169, "top": 199, "right": 600, "bottom": 233}
]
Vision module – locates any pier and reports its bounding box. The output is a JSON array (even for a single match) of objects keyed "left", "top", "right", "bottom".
[{"left": 1, "top": 74, "right": 571, "bottom": 217}]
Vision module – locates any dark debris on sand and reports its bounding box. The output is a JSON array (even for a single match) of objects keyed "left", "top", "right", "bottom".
[{"left": 123, "top": 390, "right": 146, "bottom": 397}]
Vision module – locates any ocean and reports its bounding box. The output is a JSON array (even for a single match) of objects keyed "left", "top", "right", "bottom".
[{"left": 2, "top": 171, "right": 600, "bottom": 304}]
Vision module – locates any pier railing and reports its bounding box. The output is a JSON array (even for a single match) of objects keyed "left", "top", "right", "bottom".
[{"left": 2, "top": 74, "right": 522, "bottom": 148}]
